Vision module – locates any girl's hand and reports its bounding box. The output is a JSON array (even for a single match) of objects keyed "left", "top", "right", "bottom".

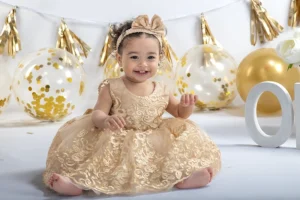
[
  {"left": 104, "top": 115, "right": 126, "bottom": 131},
  {"left": 179, "top": 94, "right": 198, "bottom": 107}
]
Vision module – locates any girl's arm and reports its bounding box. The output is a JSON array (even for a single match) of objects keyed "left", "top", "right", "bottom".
[
  {"left": 166, "top": 93, "right": 197, "bottom": 119},
  {"left": 91, "top": 83, "right": 126, "bottom": 130},
  {"left": 91, "top": 84, "right": 113, "bottom": 129}
]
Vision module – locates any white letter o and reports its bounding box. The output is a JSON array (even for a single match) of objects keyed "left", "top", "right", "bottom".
[{"left": 245, "top": 81, "right": 293, "bottom": 148}]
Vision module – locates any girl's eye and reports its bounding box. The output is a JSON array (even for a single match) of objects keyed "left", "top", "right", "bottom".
[
  {"left": 148, "top": 56, "right": 155, "bottom": 59},
  {"left": 130, "top": 56, "right": 138, "bottom": 59}
]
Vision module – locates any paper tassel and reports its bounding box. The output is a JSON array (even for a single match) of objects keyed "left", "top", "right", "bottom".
[
  {"left": 0, "top": 8, "right": 21, "bottom": 57},
  {"left": 98, "top": 25, "right": 113, "bottom": 66},
  {"left": 288, "top": 0, "right": 300, "bottom": 27},
  {"left": 250, "top": 0, "right": 284, "bottom": 46},
  {"left": 200, "top": 14, "right": 222, "bottom": 47},
  {"left": 162, "top": 37, "right": 178, "bottom": 66},
  {"left": 56, "top": 19, "right": 91, "bottom": 64}
]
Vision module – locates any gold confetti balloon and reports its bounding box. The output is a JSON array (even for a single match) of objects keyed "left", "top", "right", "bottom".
[
  {"left": 103, "top": 53, "right": 176, "bottom": 92},
  {"left": 0, "top": 66, "right": 12, "bottom": 115},
  {"left": 12, "top": 48, "right": 86, "bottom": 121},
  {"left": 175, "top": 44, "right": 238, "bottom": 110}
]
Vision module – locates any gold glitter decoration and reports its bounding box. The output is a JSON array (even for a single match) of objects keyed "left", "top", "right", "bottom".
[
  {"left": 250, "top": 0, "right": 284, "bottom": 46},
  {"left": 67, "top": 78, "right": 73, "bottom": 83},
  {"left": 201, "top": 14, "right": 222, "bottom": 47},
  {"left": 181, "top": 55, "right": 187, "bottom": 67},
  {"left": 0, "top": 98, "right": 7, "bottom": 107},
  {"left": 103, "top": 53, "right": 176, "bottom": 92},
  {"left": 0, "top": 8, "right": 21, "bottom": 57},
  {"left": 162, "top": 36, "right": 178, "bottom": 67},
  {"left": 99, "top": 25, "right": 114, "bottom": 66},
  {"left": 79, "top": 81, "right": 85, "bottom": 96},
  {"left": 288, "top": 0, "right": 300, "bottom": 27},
  {"left": 56, "top": 19, "right": 91, "bottom": 64},
  {"left": 26, "top": 72, "right": 33, "bottom": 84},
  {"left": 36, "top": 76, "right": 42, "bottom": 84},
  {"left": 23, "top": 91, "right": 74, "bottom": 121},
  {"left": 175, "top": 44, "right": 237, "bottom": 110},
  {"left": 53, "top": 63, "right": 60, "bottom": 69},
  {"left": 35, "top": 65, "right": 41, "bottom": 70},
  {"left": 12, "top": 48, "right": 86, "bottom": 121}
]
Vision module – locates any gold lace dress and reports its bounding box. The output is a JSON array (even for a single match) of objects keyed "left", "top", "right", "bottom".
[{"left": 43, "top": 77, "right": 221, "bottom": 195}]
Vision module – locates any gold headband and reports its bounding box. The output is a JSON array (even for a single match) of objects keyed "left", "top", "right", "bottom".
[{"left": 116, "top": 14, "right": 165, "bottom": 51}]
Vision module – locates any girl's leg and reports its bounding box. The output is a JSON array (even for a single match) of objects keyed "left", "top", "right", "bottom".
[
  {"left": 175, "top": 167, "right": 213, "bottom": 189},
  {"left": 48, "top": 173, "right": 83, "bottom": 196}
]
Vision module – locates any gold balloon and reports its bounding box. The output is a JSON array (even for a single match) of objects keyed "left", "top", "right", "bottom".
[
  {"left": 237, "top": 48, "right": 300, "bottom": 113},
  {"left": 103, "top": 53, "right": 176, "bottom": 92},
  {"left": 12, "top": 48, "right": 86, "bottom": 121}
]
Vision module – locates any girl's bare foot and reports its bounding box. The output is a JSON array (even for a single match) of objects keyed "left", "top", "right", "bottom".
[
  {"left": 175, "top": 167, "right": 213, "bottom": 189},
  {"left": 48, "top": 173, "right": 82, "bottom": 196}
]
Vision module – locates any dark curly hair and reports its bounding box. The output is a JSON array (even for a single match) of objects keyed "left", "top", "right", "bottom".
[{"left": 110, "top": 19, "right": 166, "bottom": 55}]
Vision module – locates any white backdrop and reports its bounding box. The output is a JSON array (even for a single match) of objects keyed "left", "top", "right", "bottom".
[{"left": 0, "top": 0, "right": 295, "bottom": 116}]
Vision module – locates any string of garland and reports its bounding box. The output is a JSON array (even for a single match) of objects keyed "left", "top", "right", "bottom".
[{"left": 0, "top": 0, "right": 292, "bottom": 64}]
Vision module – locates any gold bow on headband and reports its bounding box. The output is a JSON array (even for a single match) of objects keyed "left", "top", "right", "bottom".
[
  {"left": 116, "top": 15, "right": 165, "bottom": 51},
  {"left": 131, "top": 14, "right": 165, "bottom": 36}
]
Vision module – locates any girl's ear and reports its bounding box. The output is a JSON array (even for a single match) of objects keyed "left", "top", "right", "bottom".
[{"left": 116, "top": 52, "right": 122, "bottom": 66}]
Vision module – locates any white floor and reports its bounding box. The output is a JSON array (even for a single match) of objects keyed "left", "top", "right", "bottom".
[{"left": 1, "top": 105, "right": 300, "bottom": 200}]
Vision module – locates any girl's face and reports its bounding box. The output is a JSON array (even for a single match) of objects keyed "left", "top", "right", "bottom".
[{"left": 117, "top": 34, "right": 160, "bottom": 83}]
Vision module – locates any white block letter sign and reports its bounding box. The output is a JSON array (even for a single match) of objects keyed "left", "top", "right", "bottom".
[
  {"left": 295, "top": 83, "right": 300, "bottom": 149},
  {"left": 245, "top": 81, "right": 294, "bottom": 148}
]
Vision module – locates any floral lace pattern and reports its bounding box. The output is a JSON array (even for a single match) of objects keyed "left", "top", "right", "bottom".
[{"left": 43, "top": 78, "right": 221, "bottom": 195}]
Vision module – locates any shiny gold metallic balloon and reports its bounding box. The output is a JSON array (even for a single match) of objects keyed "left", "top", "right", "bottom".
[
  {"left": 236, "top": 48, "right": 300, "bottom": 113},
  {"left": 175, "top": 44, "right": 238, "bottom": 110},
  {"left": 103, "top": 53, "right": 176, "bottom": 92},
  {"left": 0, "top": 66, "right": 12, "bottom": 115},
  {"left": 12, "top": 48, "right": 86, "bottom": 121}
]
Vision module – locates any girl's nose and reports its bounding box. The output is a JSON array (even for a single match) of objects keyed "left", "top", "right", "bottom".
[{"left": 139, "top": 60, "right": 148, "bottom": 67}]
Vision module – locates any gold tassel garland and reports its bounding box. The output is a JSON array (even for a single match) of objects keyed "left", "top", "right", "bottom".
[
  {"left": 200, "top": 14, "right": 222, "bottom": 47},
  {"left": 288, "top": 0, "right": 300, "bottom": 27},
  {"left": 56, "top": 19, "right": 91, "bottom": 64},
  {"left": 0, "top": 8, "right": 21, "bottom": 57},
  {"left": 250, "top": 0, "right": 284, "bottom": 46},
  {"left": 200, "top": 14, "right": 222, "bottom": 67},
  {"left": 162, "top": 37, "right": 178, "bottom": 66},
  {"left": 98, "top": 25, "right": 113, "bottom": 66}
]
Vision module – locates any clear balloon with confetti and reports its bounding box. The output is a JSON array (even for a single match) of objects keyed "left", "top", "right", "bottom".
[
  {"left": 175, "top": 44, "right": 237, "bottom": 110},
  {"left": 12, "top": 48, "right": 86, "bottom": 121},
  {"left": 0, "top": 66, "right": 12, "bottom": 115}
]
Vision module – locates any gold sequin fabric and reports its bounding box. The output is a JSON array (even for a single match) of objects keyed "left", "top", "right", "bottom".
[{"left": 43, "top": 78, "right": 221, "bottom": 195}]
